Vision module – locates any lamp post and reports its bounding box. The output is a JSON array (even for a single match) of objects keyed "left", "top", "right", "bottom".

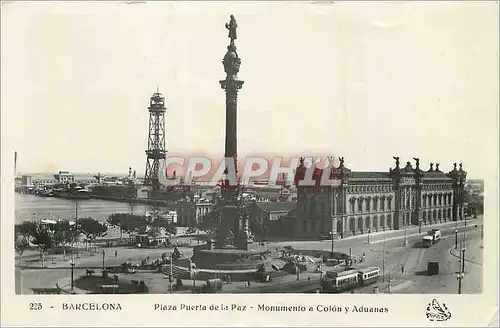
[
  {"left": 461, "top": 244, "right": 466, "bottom": 273},
  {"left": 403, "top": 224, "right": 408, "bottom": 246},
  {"left": 367, "top": 228, "right": 371, "bottom": 244},
  {"left": 192, "top": 268, "right": 197, "bottom": 292},
  {"left": 70, "top": 258, "right": 75, "bottom": 292},
  {"left": 75, "top": 201, "right": 79, "bottom": 258},
  {"left": 102, "top": 250, "right": 105, "bottom": 270},
  {"left": 455, "top": 229, "right": 458, "bottom": 249},
  {"left": 169, "top": 250, "right": 173, "bottom": 293},
  {"left": 330, "top": 230, "right": 334, "bottom": 255},
  {"left": 382, "top": 237, "right": 386, "bottom": 282},
  {"left": 387, "top": 272, "right": 392, "bottom": 294},
  {"left": 456, "top": 259, "right": 464, "bottom": 294}
]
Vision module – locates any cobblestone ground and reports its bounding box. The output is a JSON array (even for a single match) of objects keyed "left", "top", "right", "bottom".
[{"left": 15, "top": 218, "right": 482, "bottom": 294}]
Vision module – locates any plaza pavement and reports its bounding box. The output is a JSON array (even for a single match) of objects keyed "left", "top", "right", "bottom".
[{"left": 18, "top": 216, "right": 481, "bottom": 294}]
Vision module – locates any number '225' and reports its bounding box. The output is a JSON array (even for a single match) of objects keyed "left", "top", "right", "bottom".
[{"left": 29, "top": 303, "right": 42, "bottom": 310}]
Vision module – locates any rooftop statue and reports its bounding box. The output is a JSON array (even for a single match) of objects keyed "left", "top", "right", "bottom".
[
  {"left": 413, "top": 157, "right": 420, "bottom": 170},
  {"left": 393, "top": 156, "right": 400, "bottom": 168},
  {"left": 225, "top": 15, "right": 238, "bottom": 45}
]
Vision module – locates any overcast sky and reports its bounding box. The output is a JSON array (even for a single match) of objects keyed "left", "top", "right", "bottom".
[{"left": 2, "top": 1, "right": 498, "bottom": 178}]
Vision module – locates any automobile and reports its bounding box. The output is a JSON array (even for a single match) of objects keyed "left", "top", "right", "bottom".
[
  {"left": 320, "top": 232, "right": 333, "bottom": 240},
  {"left": 427, "top": 261, "right": 439, "bottom": 275},
  {"left": 422, "top": 236, "right": 433, "bottom": 248},
  {"left": 428, "top": 229, "right": 441, "bottom": 243}
]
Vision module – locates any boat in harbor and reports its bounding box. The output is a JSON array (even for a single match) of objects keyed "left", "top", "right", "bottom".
[{"left": 53, "top": 186, "right": 91, "bottom": 200}]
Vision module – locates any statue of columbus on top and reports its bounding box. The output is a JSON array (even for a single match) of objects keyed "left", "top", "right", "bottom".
[{"left": 225, "top": 15, "right": 238, "bottom": 45}]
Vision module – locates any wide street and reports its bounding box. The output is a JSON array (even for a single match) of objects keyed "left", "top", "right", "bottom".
[
  {"left": 354, "top": 227, "right": 482, "bottom": 294},
  {"left": 15, "top": 217, "right": 483, "bottom": 294}
]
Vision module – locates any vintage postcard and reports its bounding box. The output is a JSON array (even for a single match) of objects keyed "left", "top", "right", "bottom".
[{"left": 1, "top": 1, "right": 498, "bottom": 327}]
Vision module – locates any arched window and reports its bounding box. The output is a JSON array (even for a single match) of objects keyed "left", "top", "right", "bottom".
[{"left": 358, "top": 198, "right": 364, "bottom": 213}]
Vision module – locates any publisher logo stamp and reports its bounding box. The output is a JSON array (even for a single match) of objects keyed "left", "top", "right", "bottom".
[{"left": 426, "top": 299, "right": 451, "bottom": 322}]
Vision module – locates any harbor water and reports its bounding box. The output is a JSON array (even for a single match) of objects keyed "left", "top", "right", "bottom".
[{"left": 15, "top": 194, "right": 148, "bottom": 223}]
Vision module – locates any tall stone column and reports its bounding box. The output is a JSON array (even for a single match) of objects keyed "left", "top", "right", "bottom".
[
  {"left": 217, "top": 15, "right": 246, "bottom": 250},
  {"left": 220, "top": 16, "right": 244, "bottom": 204}
]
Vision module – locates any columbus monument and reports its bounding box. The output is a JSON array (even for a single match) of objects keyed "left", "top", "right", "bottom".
[
  {"left": 215, "top": 14, "right": 249, "bottom": 250},
  {"left": 191, "top": 16, "right": 268, "bottom": 270}
]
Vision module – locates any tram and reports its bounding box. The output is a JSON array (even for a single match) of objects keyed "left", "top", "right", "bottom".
[{"left": 321, "top": 267, "right": 381, "bottom": 293}]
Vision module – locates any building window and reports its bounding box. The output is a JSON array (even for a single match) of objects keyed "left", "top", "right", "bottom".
[
  {"left": 373, "top": 198, "right": 378, "bottom": 212},
  {"left": 358, "top": 199, "right": 363, "bottom": 213},
  {"left": 365, "top": 199, "right": 371, "bottom": 212}
]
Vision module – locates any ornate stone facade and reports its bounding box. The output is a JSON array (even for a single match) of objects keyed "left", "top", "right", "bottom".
[{"left": 294, "top": 158, "right": 467, "bottom": 239}]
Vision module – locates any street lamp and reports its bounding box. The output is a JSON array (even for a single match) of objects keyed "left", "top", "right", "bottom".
[
  {"left": 74, "top": 201, "right": 79, "bottom": 258},
  {"left": 456, "top": 259, "right": 464, "bottom": 294},
  {"left": 461, "top": 244, "right": 466, "bottom": 273},
  {"left": 382, "top": 237, "right": 386, "bottom": 282},
  {"left": 387, "top": 272, "right": 392, "bottom": 294},
  {"left": 192, "top": 268, "right": 197, "bottom": 292},
  {"left": 367, "top": 228, "right": 371, "bottom": 244},
  {"left": 169, "top": 250, "right": 174, "bottom": 293},
  {"left": 454, "top": 229, "right": 458, "bottom": 249},
  {"left": 70, "top": 258, "right": 75, "bottom": 292},
  {"left": 403, "top": 224, "right": 408, "bottom": 246},
  {"left": 330, "top": 230, "right": 334, "bottom": 255},
  {"left": 102, "top": 250, "right": 105, "bottom": 270}
]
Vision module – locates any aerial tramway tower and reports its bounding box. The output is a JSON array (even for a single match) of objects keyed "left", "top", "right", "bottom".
[{"left": 144, "top": 89, "right": 167, "bottom": 190}]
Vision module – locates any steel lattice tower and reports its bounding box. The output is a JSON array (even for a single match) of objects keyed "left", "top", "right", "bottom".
[{"left": 144, "top": 89, "right": 167, "bottom": 190}]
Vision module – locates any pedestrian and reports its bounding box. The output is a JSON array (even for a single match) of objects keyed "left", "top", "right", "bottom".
[
  {"left": 115, "top": 249, "right": 117, "bottom": 257},
  {"left": 401, "top": 266, "right": 404, "bottom": 274},
  {"left": 228, "top": 274, "right": 232, "bottom": 284}
]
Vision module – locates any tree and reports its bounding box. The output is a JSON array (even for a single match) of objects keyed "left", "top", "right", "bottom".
[
  {"left": 464, "top": 192, "right": 484, "bottom": 215},
  {"left": 78, "top": 217, "right": 107, "bottom": 252},
  {"left": 16, "top": 221, "right": 36, "bottom": 240},
  {"left": 147, "top": 226, "right": 161, "bottom": 238},
  {"left": 164, "top": 222, "right": 177, "bottom": 238},
  {"left": 52, "top": 220, "right": 72, "bottom": 247},
  {"left": 197, "top": 209, "right": 220, "bottom": 240},
  {"left": 31, "top": 223, "right": 54, "bottom": 267},
  {"left": 107, "top": 213, "right": 132, "bottom": 239},
  {"left": 151, "top": 216, "right": 177, "bottom": 239},
  {"left": 15, "top": 235, "right": 29, "bottom": 254}
]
